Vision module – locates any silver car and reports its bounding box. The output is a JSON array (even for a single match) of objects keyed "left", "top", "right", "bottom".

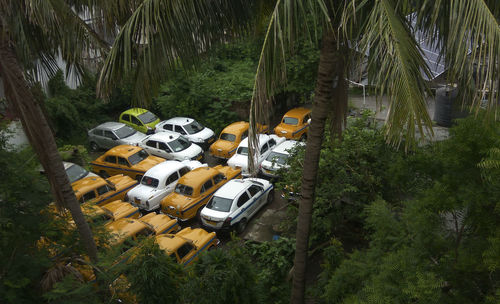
[{"left": 88, "top": 122, "right": 147, "bottom": 151}]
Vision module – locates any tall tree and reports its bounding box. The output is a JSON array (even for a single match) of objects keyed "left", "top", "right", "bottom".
[
  {"left": 249, "top": 1, "right": 499, "bottom": 303},
  {"left": 0, "top": 0, "right": 126, "bottom": 262}
]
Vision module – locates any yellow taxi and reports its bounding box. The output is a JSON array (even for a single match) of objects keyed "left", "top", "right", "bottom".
[
  {"left": 155, "top": 227, "right": 219, "bottom": 266},
  {"left": 209, "top": 121, "right": 269, "bottom": 160},
  {"left": 274, "top": 107, "right": 311, "bottom": 140},
  {"left": 72, "top": 175, "right": 138, "bottom": 206},
  {"left": 105, "top": 214, "right": 179, "bottom": 248},
  {"left": 90, "top": 145, "right": 165, "bottom": 181},
  {"left": 160, "top": 165, "right": 241, "bottom": 221},
  {"left": 82, "top": 200, "right": 140, "bottom": 225}
]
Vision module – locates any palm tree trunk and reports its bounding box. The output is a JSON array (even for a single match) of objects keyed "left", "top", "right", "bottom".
[
  {"left": 291, "top": 30, "right": 346, "bottom": 304},
  {"left": 0, "top": 39, "right": 99, "bottom": 263}
]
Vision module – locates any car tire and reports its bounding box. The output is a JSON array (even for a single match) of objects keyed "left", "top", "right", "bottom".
[
  {"left": 90, "top": 142, "right": 99, "bottom": 152},
  {"left": 99, "top": 170, "right": 109, "bottom": 178},
  {"left": 266, "top": 189, "right": 275, "bottom": 205},
  {"left": 236, "top": 218, "right": 247, "bottom": 234}
]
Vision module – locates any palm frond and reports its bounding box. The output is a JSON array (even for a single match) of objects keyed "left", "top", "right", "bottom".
[
  {"left": 248, "top": 0, "right": 333, "bottom": 175},
  {"left": 358, "top": 0, "right": 433, "bottom": 149},
  {"left": 97, "top": 0, "right": 252, "bottom": 105}
]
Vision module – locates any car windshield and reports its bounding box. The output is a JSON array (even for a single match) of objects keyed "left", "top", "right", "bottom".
[
  {"left": 138, "top": 111, "right": 158, "bottom": 124},
  {"left": 128, "top": 149, "right": 149, "bottom": 165},
  {"left": 220, "top": 133, "right": 236, "bottom": 142},
  {"left": 183, "top": 120, "right": 204, "bottom": 135},
  {"left": 141, "top": 176, "right": 159, "bottom": 188},
  {"left": 206, "top": 196, "right": 233, "bottom": 212},
  {"left": 168, "top": 136, "right": 192, "bottom": 152},
  {"left": 266, "top": 152, "right": 288, "bottom": 165},
  {"left": 66, "top": 164, "right": 89, "bottom": 183},
  {"left": 174, "top": 183, "right": 194, "bottom": 196},
  {"left": 283, "top": 117, "right": 299, "bottom": 125},
  {"left": 114, "top": 125, "right": 137, "bottom": 139},
  {"left": 237, "top": 147, "right": 249, "bottom": 155}
]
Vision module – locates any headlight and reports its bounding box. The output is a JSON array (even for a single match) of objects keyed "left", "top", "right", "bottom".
[{"left": 281, "top": 130, "right": 287, "bottom": 134}]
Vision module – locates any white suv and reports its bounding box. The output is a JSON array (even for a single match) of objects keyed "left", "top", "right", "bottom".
[
  {"left": 260, "top": 140, "right": 304, "bottom": 178},
  {"left": 125, "top": 160, "right": 205, "bottom": 212},
  {"left": 138, "top": 131, "right": 204, "bottom": 161},
  {"left": 155, "top": 117, "right": 215, "bottom": 149},
  {"left": 227, "top": 134, "right": 285, "bottom": 176},
  {"left": 200, "top": 178, "right": 273, "bottom": 233}
]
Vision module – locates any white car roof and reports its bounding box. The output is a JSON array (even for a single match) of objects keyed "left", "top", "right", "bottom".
[
  {"left": 95, "top": 121, "right": 128, "bottom": 131},
  {"left": 272, "top": 140, "right": 301, "bottom": 154},
  {"left": 213, "top": 179, "right": 253, "bottom": 200},
  {"left": 163, "top": 117, "right": 195, "bottom": 126},
  {"left": 144, "top": 130, "right": 181, "bottom": 142},
  {"left": 144, "top": 161, "right": 186, "bottom": 179},
  {"left": 237, "top": 134, "right": 277, "bottom": 149}
]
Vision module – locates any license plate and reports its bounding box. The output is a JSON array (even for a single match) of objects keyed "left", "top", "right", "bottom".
[{"left": 205, "top": 219, "right": 217, "bottom": 226}]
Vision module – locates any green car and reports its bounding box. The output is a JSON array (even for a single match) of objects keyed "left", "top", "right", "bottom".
[{"left": 119, "top": 108, "right": 160, "bottom": 134}]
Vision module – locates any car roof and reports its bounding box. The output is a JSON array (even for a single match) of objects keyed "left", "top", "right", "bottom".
[
  {"left": 72, "top": 176, "right": 107, "bottom": 195},
  {"left": 238, "top": 134, "right": 272, "bottom": 149},
  {"left": 121, "top": 108, "right": 150, "bottom": 116},
  {"left": 163, "top": 117, "right": 195, "bottom": 125},
  {"left": 272, "top": 140, "right": 300, "bottom": 154},
  {"left": 105, "top": 218, "right": 148, "bottom": 239},
  {"left": 213, "top": 179, "right": 252, "bottom": 199},
  {"left": 178, "top": 167, "right": 219, "bottom": 186},
  {"left": 221, "top": 121, "right": 249, "bottom": 134},
  {"left": 283, "top": 107, "right": 311, "bottom": 118},
  {"left": 105, "top": 145, "right": 144, "bottom": 157},
  {"left": 145, "top": 131, "right": 180, "bottom": 142},
  {"left": 95, "top": 122, "right": 128, "bottom": 131},
  {"left": 144, "top": 161, "right": 186, "bottom": 178}
]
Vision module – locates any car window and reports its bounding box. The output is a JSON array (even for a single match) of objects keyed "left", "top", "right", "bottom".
[
  {"left": 117, "top": 157, "right": 129, "bottom": 166},
  {"left": 179, "top": 167, "right": 190, "bottom": 177},
  {"left": 141, "top": 176, "right": 159, "bottom": 188},
  {"left": 138, "top": 111, "right": 158, "bottom": 124},
  {"left": 283, "top": 117, "right": 299, "bottom": 125},
  {"left": 213, "top": 173, "right": 225, "bottom": 184},
  {"left": 201, "top": 180, "right": 213, "bottom": 194},
  {"left": 104, "top": 131, "right": 117, "bottom": 140},
  {"left": 158, "top": 142, "right": 171, "bottom": 152},
  {"left": 146, "top": 140, "right": 157, "bottom": 148},
  {"left": 164, "top": 124, "right": 173, "bottom": 131},
  {"left": 66, "top": 164, "right": 89, "bottom": 183},
  {"left": 206, "top": 196, "right": 233, "bottom": 212},
  {"left": 261, "top": 143, "right": 269, "bottom": 154},
  {"left": 237, "top": 192, "right": 250, "bottom": 207},
  {"left": 220, "top": 133, "right": 236, "bottom": 142},
  {"left": 266, "top": 152, "right": 288, "bottom": 165},
  {"left": 82, "top": 191, "right": 96, "bottom": 203},
  {"left": 92, "top": 129, "right": 103, "bottom": 136},
  {"left": 175, "top": 184, "right": 193, "bottom": 196},
  {"left": 175, "top": 125, "right": 187, "bottom": 135},
  {"left": 177, "top": 242, "right": 194, "bottom": 260},
  {"left": 248, "top": 185, "right": 262, "bottom": 197},
  {"left": 237, "top": 147, "right": 248, "bottom": 155},
  {"left": 131, "top": 116, "right": 142, "bottom": 126},
  {"left": 183, "top": 120, "right": 204, "bottom": 135},
  {"left": 128, "top": 149, "right": 149, "bottom": 165},
  {"left": 268, "top": 139, "right": 276, "bottom": 148},
  {"left": 115, "top": 125, "right": 136, "bottom": 139},
  {"left": 168, "top": 136, "right": 191, "bottom": 152},
  {"left": 165, "top": 172, "right": 179, "bottom": 185},
  {"left": 97, "top": 185, "right": 111, "bottom": 195},
  {"left": 241, "top": 130, "right": 248, "bottom": 139},
  {"left": 104, "top": 156, "right": 117, "bottom": 164},
  {"left": 121, "top": 114, "right": 131, "bottom": 122}
]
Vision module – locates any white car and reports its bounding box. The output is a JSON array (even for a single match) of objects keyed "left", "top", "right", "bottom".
[
  {"left": 227, "top": 134, "right": 285, "bottom": 176},
  {"left": 200, "top": 178, "right": 274, "bottom": 233},
  {"left": 155, "top": 117, "right": 215, "bottom": 149},
  {"left": 138, "top": 131, "right": 204, "bottom": 161},
  {"left": 260, "top": 140, "right": 304, "bottom": 178},
  {"left": 125, "top": 160, "right": 206, "bottom": 212},
  {"left": 88, "top": 122, "right": 147, "bottom": 151}
]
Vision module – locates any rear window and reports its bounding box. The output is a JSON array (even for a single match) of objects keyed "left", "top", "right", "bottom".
[
  {"left": 141, "top": 176, "right": 159, "bottom": 188},
  {"left": 220, "top": 133, "right": 236, "bottom": 142},
  {"left": 175, "top": 184, "right": 194, "bottom": 196},
  {"left": 138, "top": 111, "right": 158, "bottom": 124},
  {"left": 115, "top": 125, "right": 136, "bottom": 139},
  {"left": 237, "top": 147, "right": 249, "bottom": 155},
  {"left": 66, "top": 164, "right": 89, "bottom": 183},
  {"left": 283, "top": 117, "right": 299, "bottom": 125},
  {"left": 206, "top": 196, "right": 233, "bottom": 212}
]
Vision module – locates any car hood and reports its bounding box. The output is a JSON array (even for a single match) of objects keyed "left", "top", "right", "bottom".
[
  {"left": 172, "top": 143, "right": 202, "bottom": 160},
  {"left": 274, "top": 123, "right": 299, "bottom": 134},
  {"left": 162, "top": 192, "right": 195, "bottom": 210},
  {"left": 120, "top": 132, "right": 147, "bottom": 145},
  {"left": 200, "top": 207, "right": 229, "bottom": 221},
  {"left": 210, "top": 140, "right": 237, "bottom": 155},
  {"left": 189, "top": 127, "right": 214, "bottom": 140}
]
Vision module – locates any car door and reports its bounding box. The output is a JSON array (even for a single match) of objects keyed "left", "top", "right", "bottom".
[
  {"left": 95, "top": 184, "right": 114, "bottom": 206},
  {"left": 144, "top": 140, "right": 161, "bottom": 157},
  {"left": 175, "top": 125, "right": 187, "bottom": 137},
  {"left": 158, "top": 142, "right": 173, "bottom": 159},
  {"left": 103, "top": 130, "right": 118, "bottom": 149},
  {"left": 246, "top": 184, "right": 264, "bottom": 217},
  {"left": 131, "top": 115, "right": 144, "bottom": 131},
  {"left": 103, "top": 155, "right": 120, "bottom": 176},
  {"left": 235, "top": 191, "right": 251, "bottom": 222},
  {"left": 164, "top": 171, "right": 180, "bottom": 195},
  {"left": 116, "top": 156, "right": 132, "bottom": 175},
  {"left": 259, "top": 142, "right": 270, "bottom": 164},
  {"left": 91, "top": 129, "right": 106, "bottom": 148}
]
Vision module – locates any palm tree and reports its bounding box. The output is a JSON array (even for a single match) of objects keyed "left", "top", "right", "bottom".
[
  {"left": 0, "top": 0, "right": 127, "bottom": 262},
  {"left": 248, "top": 1, "right": 499, "bottom": 303}
]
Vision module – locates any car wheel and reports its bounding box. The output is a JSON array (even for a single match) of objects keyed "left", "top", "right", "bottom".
[
  {"left": 99, "top": 170, "right": 109, "bottom": 178},
  {"left": 266, "top": 189, "right": 275, "bottom": 205},
  {"left": 235, "top": 218, "right": 247, "bottom": 234},
  {"left": 89, "top": 142, "right": 99, "bottom": 152}
]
